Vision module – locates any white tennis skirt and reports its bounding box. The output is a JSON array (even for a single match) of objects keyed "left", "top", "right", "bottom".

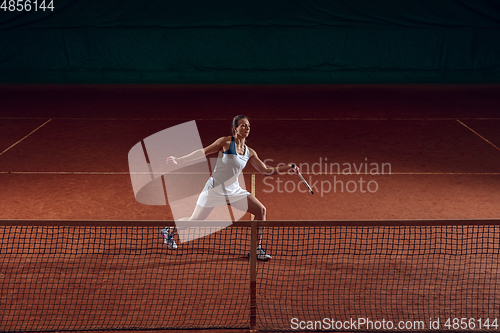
[{"left": 196, "top": 177, "right": 251, "bottom": 208}]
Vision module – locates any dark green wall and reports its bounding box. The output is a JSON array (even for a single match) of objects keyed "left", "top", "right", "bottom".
[{"left": 1, "top": 0, "right": 499, "bottom": 83}]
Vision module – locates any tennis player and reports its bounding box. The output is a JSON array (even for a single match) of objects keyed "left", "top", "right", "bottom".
[{"left": 161, "top": 115, "right": 298, "bottom": 261}]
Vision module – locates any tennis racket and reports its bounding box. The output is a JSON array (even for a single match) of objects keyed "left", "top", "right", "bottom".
[{"left": 291, "top": 163, "right": 314, "bottom": 195}]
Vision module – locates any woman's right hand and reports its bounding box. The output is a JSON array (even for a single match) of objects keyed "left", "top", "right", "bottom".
[
  {"left": 166, "top": 156, "right": 178, "bottom": 165},
  {"left": 290, "top": 163, "right": 299, "bottom": 174}
]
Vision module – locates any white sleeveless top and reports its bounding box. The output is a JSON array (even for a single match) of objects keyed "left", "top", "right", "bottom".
[{"left": 196, "top": 137, "right": 251, "bottom": 208}]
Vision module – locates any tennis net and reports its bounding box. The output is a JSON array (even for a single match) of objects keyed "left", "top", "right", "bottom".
[{"left": 0, "top": 220, "right": 499, "bottom": 332}]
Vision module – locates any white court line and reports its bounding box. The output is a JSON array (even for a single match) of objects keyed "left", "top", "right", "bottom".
[
  {"left": 0, "top": 171, "right": 499, "bottom": 175},
  {"left": 1, "top": 117, "right": 500, "bottom": 121},
  {"left": 250, "top": 173, "right": 256, "bottom": 221},
  {"left": 457, "top": 120, "right": 500, "bottom": 153},
  {"left": 0, "top": 119, "right": 52, "bottom": 158}
]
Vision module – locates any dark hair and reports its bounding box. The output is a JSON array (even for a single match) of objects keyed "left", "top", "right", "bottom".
[{"left": 231, "top": 115, "right": 248, "bottom": 135}]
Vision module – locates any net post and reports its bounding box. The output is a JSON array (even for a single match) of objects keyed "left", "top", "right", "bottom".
[{"left": 249, "top": 219, "right": 257, "bottom": 331}]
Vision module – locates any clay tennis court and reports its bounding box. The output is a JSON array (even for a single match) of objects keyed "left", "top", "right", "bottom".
[{"left": 1, "top": 84, "right": 500, "bottom": 332}]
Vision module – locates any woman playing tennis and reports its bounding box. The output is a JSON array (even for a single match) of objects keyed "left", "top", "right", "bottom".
[{"left": 161, "top": 115, "right": 298, "bottom": 261}]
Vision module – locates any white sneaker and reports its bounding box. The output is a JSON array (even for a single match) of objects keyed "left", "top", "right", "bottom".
[
  {"left": 256, "top": 246, "right": 272, "bottom": 261},
  {"left": 160, "top": 227, "right": 177, "bottom": 250}
]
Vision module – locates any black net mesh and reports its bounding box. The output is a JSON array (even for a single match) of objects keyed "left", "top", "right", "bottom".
[
  {"left": 0, "top": 225, "right": 250, "bottom": 331},
  {"left": 257, "top": 225, "right": 500, "bottom": 331},
  {"left": 1, "top": 223, "right": 499, "bottom": 332}
]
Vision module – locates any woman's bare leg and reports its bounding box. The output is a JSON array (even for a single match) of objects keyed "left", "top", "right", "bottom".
[
  {"left": 173, "top": 205, "right": 214, "bottom": 234},
  {"left": 177, "top": 205, "right": 214, "bottom": 221},
  {"left": 231, "top": 195, "right": 266, "bottom": 246}
]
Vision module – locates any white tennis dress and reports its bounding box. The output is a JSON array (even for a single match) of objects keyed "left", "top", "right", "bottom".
[{"left": 196, "top": 136, "right": 251, "bottom": 207}]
